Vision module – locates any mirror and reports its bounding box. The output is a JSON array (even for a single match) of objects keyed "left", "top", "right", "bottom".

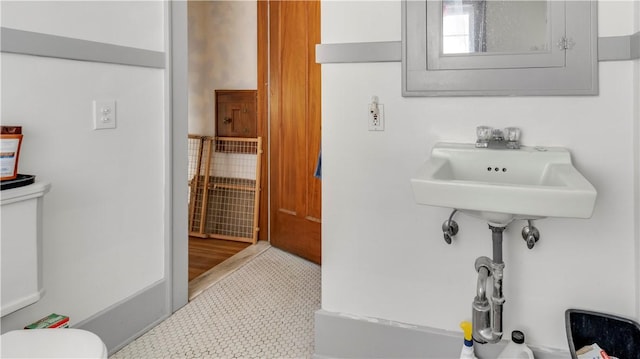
[{"left": 442, "top": 0, "right": 549, "bottom": 54}]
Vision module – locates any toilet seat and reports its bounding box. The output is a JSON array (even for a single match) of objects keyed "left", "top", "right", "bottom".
[{"left": 1, "top": 329, "right": 107, "bottom": 358}]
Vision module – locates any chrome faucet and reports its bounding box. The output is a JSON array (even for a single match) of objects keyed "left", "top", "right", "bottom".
[
  {"left": 472, "top": 225, "right": 506, "bottom": 344},
  {"left": 475, "top": 126, "right": 520, "bottom": 149}
]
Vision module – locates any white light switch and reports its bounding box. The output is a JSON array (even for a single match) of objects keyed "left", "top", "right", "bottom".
[{"left": 93, "top": 100, "right": 116, "bottom": 130}]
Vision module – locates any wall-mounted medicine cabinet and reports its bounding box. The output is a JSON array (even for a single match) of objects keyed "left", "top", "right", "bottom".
[{"left": 402, "top": 0, "right": 598, "bottom": 96}]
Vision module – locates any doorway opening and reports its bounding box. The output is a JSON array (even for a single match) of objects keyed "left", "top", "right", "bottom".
[
  {"left": 185, "top": 1, "right": 263, "bottom": 299},
  {"left": 182, "top": 0, "right": 321, "bottom": 300}
]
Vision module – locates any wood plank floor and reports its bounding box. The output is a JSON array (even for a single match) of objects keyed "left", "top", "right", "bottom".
[{"left": 189, "top": 237, "right": 251, "bottom": 282}]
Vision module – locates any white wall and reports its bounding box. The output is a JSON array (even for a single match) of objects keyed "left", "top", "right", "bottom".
[
  {"left": 0, "top": 1, "right": 164, "bottom": 51},
  {"left": 0, "top": 1, "right": 166, "bottom": 330},
  {"left": 188, "top": 0, "right": 257, "bottom": 136},
  {"left": 321, "top": 0, "right": 640, "bottom": 351}
]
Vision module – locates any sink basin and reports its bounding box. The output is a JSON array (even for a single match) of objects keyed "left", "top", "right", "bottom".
[{"left": 411, "top": 142, "right": 597, "bottom": 225}]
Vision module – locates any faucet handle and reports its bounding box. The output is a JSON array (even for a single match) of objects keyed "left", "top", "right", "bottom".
[
  {"left": 476, "top": 126, "right": 493, "bottom": 141},
  {"left": 476, "top": 126, "right": 493, "bottom": 147},
  {"left": 504, "top": 127, "right": 521, "bottom": 142},
  {"left": 504, "top": 127, "right": 521, "bottom": 149}
]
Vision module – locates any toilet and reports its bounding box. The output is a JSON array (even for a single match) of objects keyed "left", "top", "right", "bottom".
[{"left": 1, "top": 182, "right": 107, "bottom": 358}]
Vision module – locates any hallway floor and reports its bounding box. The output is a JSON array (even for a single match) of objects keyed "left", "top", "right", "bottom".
[
  {"left": 188, "top": 237, "right": 250, "bottom": 282},
  {"left": 110, "top": 246, "right": 321, "bottom": 358}
]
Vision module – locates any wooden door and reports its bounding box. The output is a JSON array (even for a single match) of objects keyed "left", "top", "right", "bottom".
[{"left": 268, "top": 0, "right": 321, "bottom": 264}]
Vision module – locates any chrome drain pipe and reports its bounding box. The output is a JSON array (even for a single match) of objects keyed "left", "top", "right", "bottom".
[{"left": 472, "top": 225, "right": 506, "bottom": 344}]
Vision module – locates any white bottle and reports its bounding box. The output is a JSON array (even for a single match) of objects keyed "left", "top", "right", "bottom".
[
  {"left": 459, "top": 321, "right": 478, "bottom": 359},
  {"left": 497, "top": 330, "right": 535, "bottom": 359}
]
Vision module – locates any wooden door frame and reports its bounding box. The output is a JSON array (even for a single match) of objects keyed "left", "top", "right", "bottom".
[{"left": 257, "top": 0, "right": 269, "bottom": 242}]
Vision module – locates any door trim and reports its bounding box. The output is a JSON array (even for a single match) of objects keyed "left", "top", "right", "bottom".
[
  {"left": 169, "top": 0, "right": 189, "bottom": 313},
  {"left": 257, "top": 0, "right": 270, "bottom": 242}
]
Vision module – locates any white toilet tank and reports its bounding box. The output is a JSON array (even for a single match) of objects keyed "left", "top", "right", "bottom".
[{"left": 1, "top": 182, "right": 51, "bottom": 317}]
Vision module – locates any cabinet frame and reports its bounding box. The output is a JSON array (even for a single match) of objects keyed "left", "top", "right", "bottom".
[{"left": 402, "top": 0, "right": 598, "bottom": 96}]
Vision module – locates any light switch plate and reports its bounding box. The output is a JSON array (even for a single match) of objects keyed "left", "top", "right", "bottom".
[{"left": 93, "top": 100, "right": 116, "bottom": 130}]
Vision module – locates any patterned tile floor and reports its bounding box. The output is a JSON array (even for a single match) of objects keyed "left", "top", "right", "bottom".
[{"left": 110, "top": 247, "right": 321, "bottom": 359}]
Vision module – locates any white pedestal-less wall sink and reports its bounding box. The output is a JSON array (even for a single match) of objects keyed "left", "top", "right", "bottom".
[{"left": 411, "top": 142, "right": 597, "bottom": 226}]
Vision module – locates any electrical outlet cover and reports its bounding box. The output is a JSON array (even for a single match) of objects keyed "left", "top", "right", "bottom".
[
  {"left": 93, "top": 100, "right": 117, "bottom": 130},
  {"left": 368, "top": 103, "right": 384, "bottom": 131}
]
